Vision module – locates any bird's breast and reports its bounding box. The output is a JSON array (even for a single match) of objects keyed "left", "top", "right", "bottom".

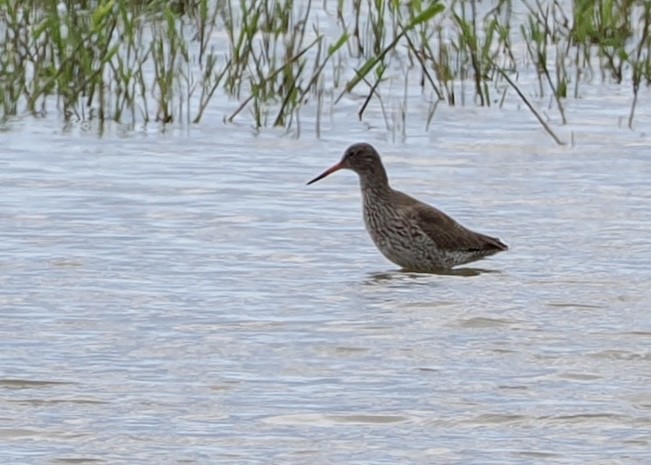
[{"left": 361, "top": 196, "right": 437, "bottom": 269}]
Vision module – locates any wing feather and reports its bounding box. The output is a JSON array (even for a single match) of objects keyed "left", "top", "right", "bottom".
[{"left": 393, "top": 190, "right": 508, "bottom": 253}]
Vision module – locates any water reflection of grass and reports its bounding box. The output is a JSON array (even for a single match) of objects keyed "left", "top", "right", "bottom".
[{"left": 1, "top": 0, "right": 649, "bottom": 135}]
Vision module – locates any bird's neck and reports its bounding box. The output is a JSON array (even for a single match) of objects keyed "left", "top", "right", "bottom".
[{"left": 360, "top": 174, "right": 392, "bottom": 203}]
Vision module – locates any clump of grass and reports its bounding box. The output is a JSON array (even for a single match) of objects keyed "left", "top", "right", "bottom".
[
  {"left": 1, "top": 0, "right": 651, "bottom": 136},
  {"left": 224, "top": 0, "right": 322, "bottom": 128},
  {"left": 0, "top": 0, "right": 229, "bottom": 126}
]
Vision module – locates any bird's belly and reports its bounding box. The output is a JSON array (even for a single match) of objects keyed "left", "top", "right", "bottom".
[{"left": 363, "top": 208, "right": 445, "bottom": 270}]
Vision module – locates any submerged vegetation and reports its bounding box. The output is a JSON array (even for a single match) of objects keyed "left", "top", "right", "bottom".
[{"left": 1, "top": 0, "right": 650, "bottom": 138}]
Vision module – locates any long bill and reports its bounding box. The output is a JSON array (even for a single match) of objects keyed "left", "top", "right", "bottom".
[{"left": 306, "top": 161, "right": 345, "bottom": 185}]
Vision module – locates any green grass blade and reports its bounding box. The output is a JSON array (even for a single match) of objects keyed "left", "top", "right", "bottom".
[{"left": 405, "top": 2, "right": 444, "bottom": 29}]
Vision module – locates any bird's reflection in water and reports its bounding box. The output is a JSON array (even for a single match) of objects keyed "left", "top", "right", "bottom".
[
  {"left": 364, "top": 267, "right": 502, "bottom": 286},
  {"left": 418, "top": 267, "right": 501, "bottom": 277}
]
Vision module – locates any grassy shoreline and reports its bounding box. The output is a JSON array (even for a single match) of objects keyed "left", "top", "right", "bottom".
[{"left": 1, "top": 0, "right": 649, "bottom": 137}]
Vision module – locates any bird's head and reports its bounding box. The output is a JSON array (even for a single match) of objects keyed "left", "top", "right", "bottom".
[{"left": 307, "top": 143, "right": 384, "bottom": 185}]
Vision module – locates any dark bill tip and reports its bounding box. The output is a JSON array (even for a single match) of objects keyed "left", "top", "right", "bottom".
[{"left": 306, "top": 162, "right": 344, "bottom": 186}]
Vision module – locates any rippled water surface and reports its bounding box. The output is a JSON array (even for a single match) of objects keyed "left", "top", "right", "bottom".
[{"left": 2, "top": 99, "right": 651, "bottom": 464}]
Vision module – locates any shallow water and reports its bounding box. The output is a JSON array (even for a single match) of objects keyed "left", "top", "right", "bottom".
[{"left": 2, "top": 89, "right": 651, "bottom": 464}]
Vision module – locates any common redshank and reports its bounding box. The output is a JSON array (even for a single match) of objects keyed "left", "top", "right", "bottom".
[{"left": 307, "top": 143, "right": 508, "bottom": 271}]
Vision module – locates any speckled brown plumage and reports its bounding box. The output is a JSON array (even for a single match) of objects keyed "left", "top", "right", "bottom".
[{"left": 307, "top": 143, "right": 508, "bottom": 272}]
